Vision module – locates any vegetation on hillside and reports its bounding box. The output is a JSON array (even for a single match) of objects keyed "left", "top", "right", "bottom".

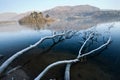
[{"left": 19, "top": 12, "right": 55, "bottom": 25}]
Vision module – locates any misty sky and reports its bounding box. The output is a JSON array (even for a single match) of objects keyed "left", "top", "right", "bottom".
[{"left": 0, "top": 0, "right": 119, "bottom": 13}]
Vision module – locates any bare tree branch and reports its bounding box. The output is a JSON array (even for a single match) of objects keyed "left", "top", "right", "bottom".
[
  {"left": 0, "top": 31, "right": 73, "bottom": 75},
  {"left": 34, "top": 32, "right": 111, "bottom": 80},
  {"left": 79, "top": 36, "right": 111, "bottom": 58},
  {"left": 34, "top": 59, "right": 79, "bottom": 80},
  {"left": 64, "top": 35, "right": 111, "bottom": 80},
  {"left": 77, "top": 32, "right": 94, "bottom": 59},
  {"left": 64, "top": 63, "right": 71, "bottom": 80},
  {"left": 64, "top": 32, "right": 94, "bottom": 80},
  {"left": 0, "top": 28, "right": 111, "bottom": 80}
]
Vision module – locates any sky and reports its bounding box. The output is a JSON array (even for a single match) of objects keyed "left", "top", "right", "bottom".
[{"left": 0, "top": 0, "right": 119, "bottom": 13}]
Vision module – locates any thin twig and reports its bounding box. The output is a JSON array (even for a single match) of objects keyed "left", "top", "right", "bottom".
[{"left": 6, "top": 66, "right": 21, "bottom": 75}]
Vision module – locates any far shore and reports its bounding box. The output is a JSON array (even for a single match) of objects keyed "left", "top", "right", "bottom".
[{"left": 0, "top": 21, "right": 18, "bottom": 25}]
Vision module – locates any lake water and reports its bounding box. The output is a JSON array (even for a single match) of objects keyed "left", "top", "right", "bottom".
[{"left": 0, "top": 21, "right": 120, "bottom": 80}]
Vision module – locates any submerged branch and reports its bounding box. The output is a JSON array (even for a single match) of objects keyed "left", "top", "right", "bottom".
[
  {"left": 0, "top": 31, "right": 73, "bottom": 75},
  {"left": 6, "top": 66, "right": 21, "bottom": 75},
  {"left": 80, "top": 36, "right": 111, "bottom": 58},
  {"left": 34, "top": 31, "right": 111, "bottom": 80},
  {"left": 34, "top": 59, "right": 78, "bottom": 80},
  {"left": 64, "top": 63, "right": 71, "bottom": 80},
  {"left": 77, "top": 32, "right": 94, "bottom": 59}
]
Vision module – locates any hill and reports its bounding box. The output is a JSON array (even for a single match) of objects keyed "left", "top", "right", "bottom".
[
  {"left": 43, "top": 5, "right": 100, "bottom": 19},
  {"left": 43, "top": 5, "right": 120, "bottom": 22},
  {"left": 0, "top": 5, "right": 120, "bottom": 25}
]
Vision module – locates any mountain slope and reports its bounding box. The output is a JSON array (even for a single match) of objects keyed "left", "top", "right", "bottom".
[
  {"left": 43, "top": 5, "right": 120, "bottom": 22},
  {"left": 43, "top": 5, "right": 100, "bottom": 19}
]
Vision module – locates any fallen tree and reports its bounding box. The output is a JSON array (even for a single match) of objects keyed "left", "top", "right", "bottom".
[{"left": 0, "top": 28, "right": 112, "bottom": 80}]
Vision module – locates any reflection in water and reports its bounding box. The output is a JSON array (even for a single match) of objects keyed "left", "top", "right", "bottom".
[
  {"left": 0, "top": 30, "right": 52, "bottom": 57},
  {"left": 20, "top": 23, "right": 47, "bottom": 30},
  {"left": 19, "top": 18, "right": 120, "bottom": 31},
  {"left": 19, "top": 19, "right": 98, "bottom": 31},
  {"left": 93, "top": 22, "right": 120, "bottom": 73}
]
